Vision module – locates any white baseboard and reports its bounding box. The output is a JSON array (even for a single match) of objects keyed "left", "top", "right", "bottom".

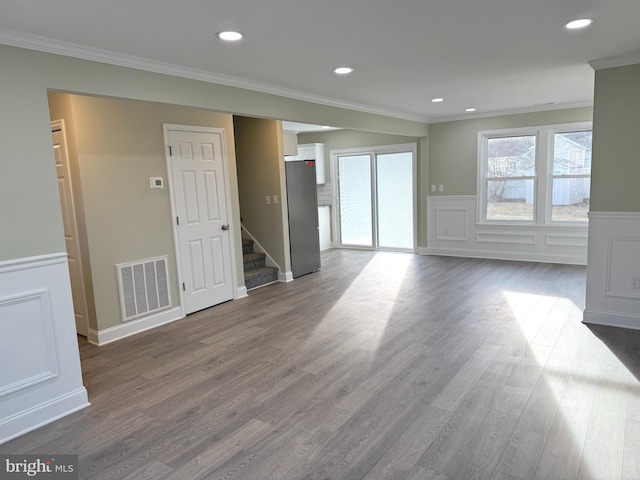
[
  {"left": 92, "top": 306, "right": 183, "bottom": 346},
  {"left": 0, "top": 388, "right": 89, "bottom": 445},
  {"left": 279, "top": 271, "right": 294, "bottom": 282},
  {"left": 416, "top": 247, "right": 430, "bottom": 256},
  {"left": 236, "top": 286, "right": 248, "bottom": 299},
  {"left": 583, "top": 309, "right": 640, "bottom": 331},
  {"left": 427, "top": 246, "right": 587, "bottom": 265}
]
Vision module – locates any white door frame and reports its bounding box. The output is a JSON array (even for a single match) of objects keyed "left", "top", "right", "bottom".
[
  {"left": 51, "top": 119, "right": 90, "bottom": 336},
  {"left": 330, "top": 142, "right": 418, "bottom": 252},
  {"left": 163, "top": 124, "right": 239, "bottom": 317}
]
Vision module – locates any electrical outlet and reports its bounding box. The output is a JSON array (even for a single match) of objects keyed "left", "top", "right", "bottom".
[
  {"left": 439, "top": 185, "right": 444, "bottom": 192},
  {"left": 265, "top": 195, "right": 270, "bottom": 205},
  {"left": 272, "top": 195, "right": 278, "bottom": 205},
  {"left": 632, "top": 276, "right": 640, "bottom": 289},
  {"left": 431, "top": 185, "right": 436, "bottom": 192}
]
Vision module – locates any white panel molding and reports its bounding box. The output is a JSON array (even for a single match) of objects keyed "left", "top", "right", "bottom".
[
  {"left": 435, "top": 208, "right": 468, "bottom": 241},
  {"left": 584, "top": 211, "right": 640, "bottom": 330},
  {"left": 0, "top": 290, "right": 59, "bottom": 398},
  {"left": 427, "top": 196, "right": 588, "bottom": 265},
  {"left": 92, "top": 306, "right": 183, "bottom": 346},
  {"left": 605, "top": 237, "right": 640, "bottom": 299},
  {"left": 0, "top": 253, "right": 89, "bottom": 445},
  {"left": 545, "top": 233, "right": 588, "bottom": 247},
  {"left": 476, "top": 231, "right": 536, "bottom": 245}
]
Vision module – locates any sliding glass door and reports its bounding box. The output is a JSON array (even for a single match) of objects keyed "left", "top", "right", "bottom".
[{"left": 336, "top": 145, "right": 415, "bottom": 251}]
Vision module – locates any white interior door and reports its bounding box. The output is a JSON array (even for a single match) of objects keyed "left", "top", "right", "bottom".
[
  {"left": 166, "top": 127, "right": 235, "bottom": 315},
  {"left": 52, "top": 120, "right": 89, "bottom": 336}
]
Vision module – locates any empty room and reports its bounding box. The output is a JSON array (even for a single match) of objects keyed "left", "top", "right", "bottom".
[{"left": 1, "top": 1, "right": 640, "bottom": 479}]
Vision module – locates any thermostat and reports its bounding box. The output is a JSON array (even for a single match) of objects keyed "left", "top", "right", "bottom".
[{"left": 150, "top": 177, "right": 164, "bottom": 189}]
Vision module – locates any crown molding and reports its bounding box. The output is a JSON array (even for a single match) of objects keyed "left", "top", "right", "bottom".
[
  {"left": 589, "top": 51, "right": 640, "bottom": 71},
  {"left": 0, "top": 28, "right": 429, "bottom": 124},
  {"left": 431, "top": 100, "right": 593, "bottom": 124}
]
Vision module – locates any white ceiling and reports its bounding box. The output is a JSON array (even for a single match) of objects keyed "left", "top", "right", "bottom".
[{"left": 1, "top": 0, "right": 639, "bottom": 122}]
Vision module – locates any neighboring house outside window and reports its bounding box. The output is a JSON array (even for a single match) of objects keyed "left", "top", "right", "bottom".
[{"left": 477, "top": 122, "right": 592, "bottom": 225}]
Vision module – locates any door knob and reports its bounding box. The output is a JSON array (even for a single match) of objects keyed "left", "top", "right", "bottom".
[{"left": 221, "top": 224, "right": 230, "bottom": 231}]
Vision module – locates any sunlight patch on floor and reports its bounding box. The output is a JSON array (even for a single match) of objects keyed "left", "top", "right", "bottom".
[
  {"left": 306, "top": 252, "right": 412, "bottom": 354},
  {"left": 503, "top": 290, "right": 635, "bottom": 479}
]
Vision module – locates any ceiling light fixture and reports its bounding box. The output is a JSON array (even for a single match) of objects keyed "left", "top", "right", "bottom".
[
  {"left": 564, "top": 18, "right": 594, "bottom": 30},
  {"left": 217, "top": 31, "right": 244, "bottom": 41},
  {"left": 333, "top": 67, "right": 354, "bottom": 75},
  {"left": 465, "top": 108, "right": 477, "bottom": 112},
  {"left": 431, "top": 98, "right": 444, "bottom": 103}
]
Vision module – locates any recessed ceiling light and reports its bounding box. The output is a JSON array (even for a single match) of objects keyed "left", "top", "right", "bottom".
[
  {"left": 217, "top": 31, "right": 243, "bottom": 41},
  {"left": 431, "top": 98, "right": 444, "bottom": 103},
  {"left": 465, "top": 108, "right": 477, "bottom": 112},
  {"left": 564, "top": 18, "right": 594, "bottom": 30},
  {"left": 333, "top": 67, "right": 354, "bottom": 75}
]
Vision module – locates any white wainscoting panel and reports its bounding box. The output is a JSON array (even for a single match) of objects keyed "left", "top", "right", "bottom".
[
  {"left": 0, "top": 253, "right": 89, "bottom": 444},
  {"left": 427, "top": 196, "right": 588, "bottom": 265},
  {"left": 585, "top": 212, "right": 640, "bottom": 330}
]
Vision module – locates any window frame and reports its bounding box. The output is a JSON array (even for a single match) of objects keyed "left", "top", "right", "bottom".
[{"left": 477, "top": 121, "right": 592, "bottom": 227}]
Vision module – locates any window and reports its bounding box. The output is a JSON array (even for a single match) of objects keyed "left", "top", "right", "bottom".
[{"left": 478, "top": 122, "right": 592, "bottom": 224}]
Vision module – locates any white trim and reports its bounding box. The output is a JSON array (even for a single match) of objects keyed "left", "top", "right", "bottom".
[
  {"left": 416, "top": 247, "right": 430, "bottom": 256},
  {"left": 236, "top": 286, "right": 248, "bottom": 299},
  {"left": 589, "top": 51, "right": 640, "bottom": 71},
  {"left": 584, "top": 211, "right": 640, "bottom": 330},
  {"left": 0, "top": 28, "right": 428, "bottom": 124},
  {"left": 427, "top": 196, "right": 588, "bottom": 265},
  {"left": 588, "top": 211, "right": 640, "bottom": 220},
  {"left": 435, "top": 101, "right": 593, "bottom": 123},
  {"left": 331, "top": 143, "right": 418, "bottom": 251},
  {"left": 279, "top": 271, "right": 294, "bottom": 283},
  {"left": 426, "top": 247, "right": 587, "bottom": 265},
  {"left": 476, "top": 231, "right": 537, "bottom": 245},
  {"left": 583, "top": 309, "right": 640, "bottom": 331},
  {"left": 0, "top": 388, "right": 90, "bottom": 445},
  {"left": 163, "top": 124, "right": 239, "bottom": 317},
  {"left": 0, "top": 252, "right": 67, "bottom": 273},
  {"left": 0, "top": 253, "right": 89, "bottom": 445},
  {"left": 91, "top": 306, "right": 183, "bottom": 346}
]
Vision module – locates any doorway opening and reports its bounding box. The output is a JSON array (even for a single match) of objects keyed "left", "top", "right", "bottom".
[{"left": 333, "top": 144, "right": 417, "bottom": 251}]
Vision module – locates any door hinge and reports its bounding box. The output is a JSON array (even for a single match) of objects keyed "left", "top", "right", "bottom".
[
  {"left": 168, "top": 145, "right": 173, "bottom": 156},
  {"left": 176, "top": 216, "right": 180, "bottom": 226},
  {"left": 182, "top": 282, "right": 186, "bottom": 291}
]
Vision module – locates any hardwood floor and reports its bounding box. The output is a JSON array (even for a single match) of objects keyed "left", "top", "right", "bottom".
[{"left": 3, "top": 249, "right": 640, "bottom": 480}]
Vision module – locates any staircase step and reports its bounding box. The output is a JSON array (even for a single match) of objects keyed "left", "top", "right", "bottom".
[
  {"left": 245, "top": 266, "right": 279, "bottom": 290},
  {"left": 243, "top": 252, "right": 266, "bottom": 271},
  {"left": 242, "top": 238, "right": 254, "bottom": 254}
]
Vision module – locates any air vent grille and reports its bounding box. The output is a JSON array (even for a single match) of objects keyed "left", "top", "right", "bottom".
[{"left": 117, "top": 256, "right": 171, "bottom": 322}]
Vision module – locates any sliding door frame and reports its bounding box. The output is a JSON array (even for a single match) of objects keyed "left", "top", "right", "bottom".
[{"left": 331, "top": 143, "right": 418, "bottom": 252}]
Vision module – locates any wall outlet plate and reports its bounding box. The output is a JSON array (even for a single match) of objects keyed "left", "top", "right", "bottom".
[{"left": 150, "top": 177, "right": 164, "bottom": 189}]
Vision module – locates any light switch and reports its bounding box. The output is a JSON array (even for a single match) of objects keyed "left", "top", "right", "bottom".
[
  {"left": 265, "top": 195, "right": 271, "bottom": 205},
  {"left": 439, "top": 185, "right": 444, "bottom": 192},
  {"left": 272, "top": 195, "right": 278, "bottom": 205},
  {"left": 431, "top": 185, "right": 436, "bottom": 192}
]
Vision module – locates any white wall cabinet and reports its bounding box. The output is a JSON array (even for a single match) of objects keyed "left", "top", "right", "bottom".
[{"left": 286, "top": 143, "right": 326, "bottom": 184}]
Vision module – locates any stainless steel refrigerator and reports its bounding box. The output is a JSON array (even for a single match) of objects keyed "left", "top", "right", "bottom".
[{"left": 285, "top": 160, "right": 321, "bottom": 278}]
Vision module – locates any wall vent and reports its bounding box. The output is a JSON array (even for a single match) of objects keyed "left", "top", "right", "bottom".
[{"left": 116, "top": 256, "right": 171, "bottom": 322}]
